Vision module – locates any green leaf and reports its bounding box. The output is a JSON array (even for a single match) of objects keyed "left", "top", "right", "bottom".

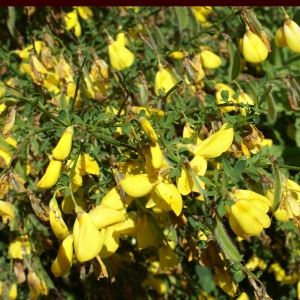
[
  {"left": 152, "top": 24, "right": 165, "bottom": 46},
  {"left": 188, "top": 216, "right": 198, "bottom": 228},
  {"left": 121, "top": 123, "right": 132, "bottom": 135},
  {"left": 73, "top": 114, "right": 84, "bottom": 125},
  {"left": 258, "top": 74, "right": 269, "bottom": 91},
  {"left": 174, "top": 6, "right": 189, "bottom": 33},
  {"left": 232, "top": 160, "right": 246, "bottom": 177},
  {"left": 58, "top": 110, "right": 67, "bottom": 121},
  {"left": 266, "top": 89, "right": 277, "bottom": 125},
  {"left": 217, "top": 201, "right": 226, "bottom": 217},
  {"left": 233, "top": 271, "right": 245, "bottom": 282},
  {"left": 195, "top": 265, "right": 215, "bottom": 294},
  {"left": 205, "top": 94, "right": 216, "bottom": 105},
  {"left": 199, "top": 176, "right": 214, "bottom": 187},
  {"left": 168, "top": 168, "right": 180, "bottom": 179},
  {"left": 221, "top": 90, "right": 229, "bottom": 101},
  {"left": 222, "top": 158, "right": 232, "bottom": 175},
  {"left": 227, "top": 39, "right": 241, "bottom": 81},
  {"left": 7, "top": 7, "right": 16, "bottom": 39},
  {"left": 272, "top": 164, "right": 283, "bottom": 212}
]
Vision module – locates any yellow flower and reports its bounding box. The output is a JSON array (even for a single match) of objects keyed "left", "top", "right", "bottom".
[
  {"left": 51, "top": 235, "right": 74, "bottom": 277},
  {"left": 100, "top": 186, "right": 132, "bottom": 211},
  {"left": 9, "top": 283, "right": 17, "bottom": 300},
  {"left": 214, "top": 83, "right": 237, "bottom": 113},
  {"left": 154, "top": 66, "right": 177, "bottom": 96},
  {"left": 186, "top": 123, "right": 234, "bottom": 158},
  {"left": 81, "top": 153, "right": 100, "bottom": 175},
  {"left": 240, "top": 29, "right": 268, "bottom": 63},
  {"left": 190, "top": 6, "right": 212, "bottom": 23},
  {"left": 158, "top": 243, "right": 179, "bottom": 270},
  {"left": 141, "top": 274, "right": 167, "bottom": 295},
  {"left": 236, "top": 292, "right": 250, "bottom": 300},
  {"left": 73, "top": 211, "right": 104, "bottom": 262},
  {"left": 27, "top": 270, "right": 46, "bottom": 299},
  {"left": 268, "top": 263, "right": 285, "bottom": 282},
  {"left": 64, "top": 10, "right": 81, "bottom": 37},
  {"left": 228, "top": 195, "right": 271, "bottom": 239},
  {"left": 131, "top": 106, "right": 165, "bottom": 118},
  {"left": 18, "top": 41, "right": 43, "bottom": 60},
  {"left": 283, "top": 18, "right": 300, "bottom": 53},
  {"left": 49, "top": 197, "right": 69, "bottom": 240},
  {"left": 213, "top": 267, "right": 237, "bottom": 297},
  {"left": 8, "top": 235, "right": 31, "bottom": 259},
  {"left": 168, "top": 51, "right": 185, "bottom": 60},
  {"left": 0, "top": 200, "right": 15, "bottom": 223},
  {"left": 107, "top": 35, "right": 134, "bottom": 70},
  {"left": 52, "top": 126, "right": 74, "bottom": 161},
  {"left": 199, "top": 49, "right": 222, "bottom": 69},
  {"left": 245, "top": 254, "right": 267, "bottom": 271},
  {"left": 75, "top": 6, "right": 93, "bottom": 20},
  {"left": 37, "top": 159, "right": 62, "bottom": 189}
]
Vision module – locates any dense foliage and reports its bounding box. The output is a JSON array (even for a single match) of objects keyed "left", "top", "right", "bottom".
[{"left": 1, "top": 6, "right": 300, "bottom": 300}]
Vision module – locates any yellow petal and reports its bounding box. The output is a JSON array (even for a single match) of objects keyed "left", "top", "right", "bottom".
[
  {"left": 200, "top": 50, "right": 222, "bottom": 69},
  {"left": 108, "top": 38, "right": 134, "bottom": 70},
  {"left": 8, "top": 235, "right": 31, "bottom": 259},
  {"left": 176, "top": 166, "right": 193, "bottom": 196},
  {"left": 137, "top": 213, "right": 158, "bottom": 250},
  {"left": 242, "top": 30, "right": 268, "bottom": 63},
  {"left": 114, "top": 211, "right": 139, "bottom": 236},
  {"left": 37, "top": 160, "right": 62, "bottom": 189},
  {"left": 99, "top": 227, "right": 119, "bottom": 258},
  {"left": 230, "top": 200, "right": 271, "bottom": 237},
  {"left": 101, "top": 186, "right": 130, "bottom": 210},
  {"left": 52, "top": 126, "right": 74, "bottom": 161},
  {"left": 65, "top": 10, "right": 78, "bottom": 30},
  {"left": 154, "top": 67, "right": 176, "bottom": 96},
  {"left": 188, "top": 124, "right": 234, "bottom": 158},
  {"left": 0, "top": 200, "right": 14, "bottom": 223},
  {"left": 88, "top": 204, "right": 125, "bottom": 229},
  {"left": 140, "top": 117, "right": 158, "bottom": 143},
  {"left": 275, "top": 26, "right": 287, "bottom": 47},
  {"left": 73, "top": 211, "right": 104, "bottom": 262},
  {"left": 120, "top": 174, "right": 156, "bottom": 198},
  {"left": 76, "top": 6, "right": 93, "bottom": 20},
  {"left": 284, "top": 19, "right": 300, "bottom": 53},
  {"left": 51, "top": 235, "right": 74, "bottom": 277},
  {"left": 214, "top": 83, "right": 236, "bottom": 113},
  {"left": 81, "top": 153, "right": 100, "bottom": 175},
  {"left": 154, "top": 182, "right": 182, "bottom": 216}
]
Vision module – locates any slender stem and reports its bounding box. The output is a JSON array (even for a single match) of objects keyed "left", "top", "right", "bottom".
[
  {"left": 15, "top": 95, "right": 67, "bottom": 126},
  {"left": 0, "top": 127, "right": 54, "bottom": 179},
  {"left": 280, "top": 6, "right": 289, "bottom": 19},
  {"left": 115, "top": 71, "right": 130, "bottom": 117},
  {"left": 70, "top": 56, "right": 86, "bottom": 113},
  {"left": 159, "top": 135, "right": 179, "bottom": 163}
]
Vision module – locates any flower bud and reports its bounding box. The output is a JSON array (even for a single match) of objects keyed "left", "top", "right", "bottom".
[
  {"left": 37, "top": 159, "right": 62, "bottom": 189},
  {"left": 168, "top": 51, "right": 185, "bottom": 60},
  {"left": 199, "top": 49, "right": 222, "bottom": 69},
  {"left": 240, "top": 30, "right": 268, "bottom": 63},
  {"left": 283, "top": 18, "right": 300, "bottom": 53},
  {"left": 108, "top": 36, "right": 134, "bottom": 70},
  {"left": 52, "top": 126, "right": 74, "bottom": 161}
]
